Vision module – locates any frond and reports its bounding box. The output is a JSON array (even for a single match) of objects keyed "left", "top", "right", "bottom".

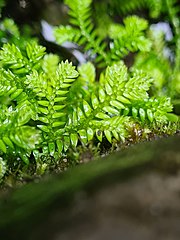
[
  {"left": 53, "top": 25, "right": 77, "bottom": 45},
  {"left": 93, "top": 2, "right": 113, "bottom": 38},
  {"left": 63, "top": 61, "right": 174, "bottom": 150},
  {"left": 0, "top": 43, "right": 46, "bottom": 108},
  {"left": 25, "top": 60, "right": 79, "bottom": 156},
  {"left": 54, "top": 0, "right": 110, "bottom": 66},
  {"left": 0, "top": 104, "right": 41, "bottom": 158},
  {"left": 109, "top": 16, "right": 152, "bottom": 59},
  {"left": 0, "top": 43, "right": 79, "bottom": 159},
  {"left": 0, "top": 42, "right": 46, "bottom": 75},
  {"left": 133, "top": 24, "right": 179, "bottom": 98}
]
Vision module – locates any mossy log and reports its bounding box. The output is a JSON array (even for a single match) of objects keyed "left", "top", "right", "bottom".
[{"left": 0, "top": 135, "right": 180, "bottom": 240}]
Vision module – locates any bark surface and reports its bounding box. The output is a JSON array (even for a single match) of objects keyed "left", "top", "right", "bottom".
[{"left": 0, "top": 136, "right": 180, "bottom": 240}]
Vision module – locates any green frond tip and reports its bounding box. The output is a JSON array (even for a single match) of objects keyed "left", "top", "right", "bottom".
[
  {"left": 109, "top": 15, "right": 152, "bottom": 58},
  {"left": 54, "top": 25, "right": 76, "bottom": 45},
  {"left": 53, "top": 0, "right": 110, "bottom": 66},
  {"left": 78, "top": 62, "right": 95, "bottom": 83},
  {"left": 57, "top": 60, "right": 79, "bottom": 80},
  {"left": 65, "top": 0, "right": 92, "bottom": 10},
  {"left": 0, "top": 42, "right": 46, "bottom": 74},
  {"left": 103, "top": 61, "right": 153, "bottom": 102}
]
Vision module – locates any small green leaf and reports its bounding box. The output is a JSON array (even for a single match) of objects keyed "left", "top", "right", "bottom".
[
  {"left": 42, "top": 144, "right": 49, "bottom": 155},
  {"left": 123, "top": 107, "right": 130, "bottom": 116},
  {"left": 38, "top": 107, "right": 49, "bottom": 115},
  {"left": 77, "top": 107, "right": 85, "bottom": 121},
  {"left": 112, "top": 130, "right": 119, "bottom": 140},
  {"left": 0, "top": 140, "right": 6, "bottom": 153},
  {"left": 139, "top": 108, "right": 146, "bottom": 122},
  {"left": 105, "top": 83, "right": 113, "bottom": 95},
  {"left": 52, "top": 121, "right": 65, "bottom": 127},
  {"left": 49, "top": 142, "right": 55, "bottom": 156},
  {"left": 96, "top": 130, "right": 103, "bottom": 142},
  {"left": 38, "top": 100, "right": 49, "bottom": 107},
  {"left": 123, "top": 92, "right": 133, "bottom": 100},
  {"left": 99, "top": 88, "right": 106, "bottom": 102},
  {"left": 117, "top": 96, "right": 131, "bottom": 104},
  {"left": 56, "top": 90, "right": 69, "bottom": 95},
  {"left": 83, "top": 100, "right": 92, "bottom": 117},
  {"left": 95, "top": 112, "right": 110, "bottom": 119},
  {"left": 87, "top": 127, "right": 94, "bottom": 141},
  {"left": 60, "top": 83, "right": 71, "bottom": 89},
  {"left": 37, "top": 92, "right": 46, "bottom": 98},
  {"left": 110, "top": 100, "right": 125, "bottom": 109},
  {"left": 7, "top": 86, "right": 17, "bottom": 96},
  {"left": 17, "top": 104, "right": 32, "bottom": 126},
  {"left": 52, "top": 112, "right": 65, "bottom": 118},
  {"left": 53, "top": 105, "right": 66, "bottom": 111},
  {"left": 64, "top": 135, "right": 70, "bottom": 152},
  {"left": 64, "top": 78, "right": 76, "bottom": 83},
  {"left": 37, "top": 125, "right": 50, "bottom": 132},
  {"left": 91, "top": 93, "right": 99, "bottom": 109},
  {"left": 70, "top": 133, "right": 78, "bottom": 147},
  {"left": 11, "top": 126, "right": 41, "bottom": 149},
  {"left": 21, "top": 154, "right": 30, "bottom": 164},
  {"left": 2, "top": 137, "right": 14, "bottom": 149},
  {"left": 132, "top": 107, "right": 138, "bottom": 118},
  {"left": 10, "top": 89, "right": 23, "bottom": 100},
  {"left": 103, "top": 106, "right": 119, "bottom": 115},
  {"left": 78, "top": 129, "right": 88, "bottom": 144},
  {"left": 104, "top": 130, "right": 112, "bottom": 143},
  {"left": 54, "top": 97, "right": 67, "bottom": 102},
  {"left": 56, "top": 139, "right": 63, "bottom": 153},
  {"left": 78, "top": 62, "right": 95, "bottom": 82},
  {"left": 147, "top": 109, "right": 153, "bottom": 122},
  {"left": 38, "top": 117, "right": 49, "bottom": 124}
]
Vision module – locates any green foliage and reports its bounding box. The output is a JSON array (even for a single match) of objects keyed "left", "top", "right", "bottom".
[
  {"left": 54, "top": 0, "right": 151, "bottom": 67},
  {"left": 109, "top": 16, "right": 152, "bottom": 60},
  {"left": 0, "top": 42, "right": 177, "bottom": 181},
  {"left": 133, "top": 0, "right": 180, "bottom": 102},
  {"left": 0, "top": 0, "right": 179, "bottom": 183}
]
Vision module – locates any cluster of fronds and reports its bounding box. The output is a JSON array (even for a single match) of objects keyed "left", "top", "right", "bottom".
[
  {"left": 54, "top": 0, "right": 152, "bottom": 67},
  {"left": 54, "top": 0, "right": 180, "bottom": 100},
  {"left": 0, "top": 41, "right": 178, "bottom": 180},
  {"left": 132, "top": 0, "right": 180, "bottom": 102},
  {"left": 0, "top": 0, "right": 179, "bottom": 182}
]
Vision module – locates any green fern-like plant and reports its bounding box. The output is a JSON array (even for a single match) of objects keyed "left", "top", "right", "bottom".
[
  {"left": 132, "top": 0, "right": 180, "bottom": 103},
  {"left": 0, "top": 42, "right": 79, "bottom": 159},
  {"left": 0, "top": 41, "right": 178, "bottom": 181},
  {"left": 0, "top": 0, "right": 179, "bottom": 183},
  {"left": 65, "top": 61, "right": 176, "bottom": 147},
  {"left": 54, "top": 0, "right": 152, "bottom": 67}
]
